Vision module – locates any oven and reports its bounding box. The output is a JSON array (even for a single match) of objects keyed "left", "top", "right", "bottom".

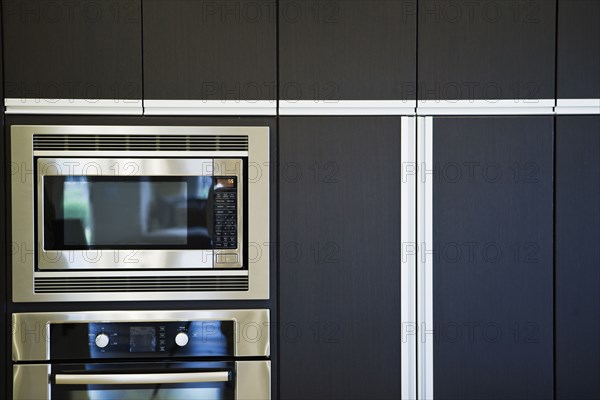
[
  {"left": 10, "top": 125, "right": 270, "bottom": 302},
  {"left": 12, "top": 310, "right": 270, "bottom": 400}
]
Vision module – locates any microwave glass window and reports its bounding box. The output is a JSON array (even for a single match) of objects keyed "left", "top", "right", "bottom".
[{"left": 43, "top": 176, "right": 214, "bottom": 250}]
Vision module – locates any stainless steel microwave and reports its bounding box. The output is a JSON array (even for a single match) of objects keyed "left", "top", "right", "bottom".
[{"left": 11, "top": 126, "right": 270, "bottom": 302}]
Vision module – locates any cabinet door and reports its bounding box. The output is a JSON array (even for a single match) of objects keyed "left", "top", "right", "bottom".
[
  {"left": 143, "top": 0, "right": 276, "bottom": 101},
  {"left": 279, "top": 1, "right": 416, "bottom": 100},
  {"left": 556, "top": 116, "right": 600, "bottom": 399},
  {"left": 2, "top": 0, "right": 142, "bottom": 100},
  {"left": 432, "top": 117, "right": 554, "bottom": 399},
  {"left": 419, "top": 1, "right": 556, "bottom": 101},
  {"left": 557, "top": 0, "right": 600, "bottom": 99},
  {"left": 279, "top": 117, "right": 401, "bottom": 399}
]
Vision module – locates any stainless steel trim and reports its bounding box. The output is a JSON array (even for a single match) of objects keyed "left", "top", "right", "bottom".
[
  {"left": 34, "top": 270, "right": 248, "bottom": 277},
  {"left": 401, "top": 116, "right": 418, "bottom": 400},
  {"left": 417, "top": 117, "right": 434, "bottom": 399},
  {"left": 13, "top": 309, "right": 270, "bottom": 361},
  {"left": 13, "top": 364, "right": 50, "bottom": 400},
  {"left": 11, "top": 125, "right": 270, "bottom": 301},
  {"left": 5, "top": 98, "right": 143, "bottom": 115},
  {"left": 37, "top": 157, "right": 213, "bottom": 174},
  {"left": 278, "top": 100, "right": 416, "bottom": 115},
  {"left": 34, "top": 150, "right": 248, "bottom": 158},
  {"left": 236, "top": 361, "right": 271, "bottom": 400},
  {"left": 55, "top": 371, "right": 230, "bottom": 385}
]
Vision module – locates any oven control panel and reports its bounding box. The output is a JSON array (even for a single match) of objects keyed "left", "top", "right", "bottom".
[
  {"left": 213, "top": 176, "right": 238, "bottom": 250},
  {"left": 49, "top": 320, "right": 234, "bottom": 360}
]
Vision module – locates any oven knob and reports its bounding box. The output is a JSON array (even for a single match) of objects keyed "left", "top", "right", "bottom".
[
  {"left": 95, "top": 333, "right": 110, "bottom": 349},
  {"left": 175, "top": 332, "right": 189, "bottom": 347}
]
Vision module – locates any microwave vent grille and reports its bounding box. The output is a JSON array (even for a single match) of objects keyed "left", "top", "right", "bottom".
[
  {"left": 34, "top": 275, "right": 249, "bottom": 293},
  {"left": 33, "top": 135, "right": 249, "bottom": 152}
]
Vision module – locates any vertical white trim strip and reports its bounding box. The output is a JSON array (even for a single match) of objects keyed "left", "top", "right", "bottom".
[
  {"left": 401, "top": 116, "right": 418, "bottom": 400},
  {"left": 417, "top": 116, "right": 434, "bottom": 399}
]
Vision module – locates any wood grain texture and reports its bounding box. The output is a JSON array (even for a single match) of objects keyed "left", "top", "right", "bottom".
[
  {"left": 555, "top": 116, "right": 600, "bottom": 399},
  {"left": 432, "top": 117, "right": 554, "bottom": 399},
  {"left": 279, "top": 0, "right": 416, "bottom": 100},
  {"left": 143, "top": 0, "right": 276, "bottom": 100},
  {"left": 557, "top": 0, "right": 600, "bottom": 99},
  {"left": 419, "top": 0, "right": 556, "bottom": 100},
  {"left": 279, "top": 117, "right": 402, "bottom": 399},
  {"left": 2, "top": 0, "right": 142, "bottom": 99}
]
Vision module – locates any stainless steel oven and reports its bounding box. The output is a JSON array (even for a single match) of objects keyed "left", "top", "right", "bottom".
[
  {"left": 12, "top": 310, "right": 270, "bottom": 400},
  {"left": 11, "top": 126, "right": 270, "bottom": 302}
]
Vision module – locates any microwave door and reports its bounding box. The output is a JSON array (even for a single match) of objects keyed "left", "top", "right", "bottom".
[{"left": 36, "top": 158, "right": 216, "bottom": 270}]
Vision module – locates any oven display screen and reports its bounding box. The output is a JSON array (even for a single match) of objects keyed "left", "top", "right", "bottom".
[{"left": 130, "top": 327, "right": 156, "bottom": 353}]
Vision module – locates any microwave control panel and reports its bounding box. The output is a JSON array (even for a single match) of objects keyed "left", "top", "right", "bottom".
[{"left": 214, "top": 176, "right": 238, "bottom": 250}]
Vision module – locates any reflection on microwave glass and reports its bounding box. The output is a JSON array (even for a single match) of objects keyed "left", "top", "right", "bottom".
[{"left": 44, "top": 176, "right": 214, "bottom": 248}]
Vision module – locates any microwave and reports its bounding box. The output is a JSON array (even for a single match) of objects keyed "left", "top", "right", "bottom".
[{"left": 11, "top": 126, "right": 270, "bottom": 302}]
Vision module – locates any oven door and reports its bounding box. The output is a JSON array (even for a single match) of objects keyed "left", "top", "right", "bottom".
[
  {"left": 37, "top": 158, "right": 243, "bottom": 270},
  {"left": 14, "top": 361, "right": 269, "bottom": 400}
]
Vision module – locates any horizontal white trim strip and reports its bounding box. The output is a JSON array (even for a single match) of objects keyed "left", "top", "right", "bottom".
[
  {"left": 144, "top": 100, "right": 276, "bottom": 116},
  {"left": 5, "top": 98, "right": 142, "bottom": 115},
  {"left": 417, "top": 99, "right": 555, "bottom": 115},
  {"left": 6, "top": 98, "right": 598, "bottom": 116},
  {"left": 279, "top": 100, "right": 416, "bottom": 115},
  {"left": 555, "top": 98, "right": 600, "bottom": 115}
]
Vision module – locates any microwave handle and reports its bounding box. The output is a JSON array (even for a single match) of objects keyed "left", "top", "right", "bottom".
[{"left": 55, "top": 371, "right": 230, "bottom": 385}]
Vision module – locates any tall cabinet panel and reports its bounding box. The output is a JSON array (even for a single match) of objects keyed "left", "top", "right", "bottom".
[
  {"left": 279, "top": 1, "right": 416, "bottom": 100},
  {"left": 432, "top": 117, "right": 554, "bottom": 399},
  {"left": 143, "top": 0, "right": 276, "bottom": 101},
  {"left": 279, "top": 117, "right": 402, "bottom": 399},
  {"left": 557, "top": 0, "right": 600, "bottom": 99},
  {"left": 2, "top": 0, "right": 142, "bottom": 101},
  {"left": 556, "top": 116, "right": 600, "bottom": 399},
  {"left": 1, "top": 6, "right": 5, "bottom": 396},
  {"left": 419, "top": 1, "right": 556, "bottom": 101}
]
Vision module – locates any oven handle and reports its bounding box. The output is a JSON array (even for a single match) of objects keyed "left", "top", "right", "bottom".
[{"left": 55, "top": 371, "right": 230, "bottom": 385}]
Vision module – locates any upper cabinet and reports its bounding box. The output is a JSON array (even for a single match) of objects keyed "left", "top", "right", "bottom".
[
  {"left": 2, "top": 0, "right": 143, "bottom": 113},
  {"left": 142, "top": 0, "right": 276, "bottom": 115},
  {"left": 279, "top": 0, "right": 416, "bottom": 111},
  {"left": 418, "top": 0, "right": 556, "bottom": 105},
  {"left": 556, "top": 0, "right": 600, "bottom": 111}
]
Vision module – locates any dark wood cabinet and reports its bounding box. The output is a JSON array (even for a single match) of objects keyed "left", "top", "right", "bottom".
[
  {"left": 419, "top": 0, "right": 556, "bottom": 101},
  {"left": 432, "top": 117, "right": 554, "bottom": 399},
  {"left": 279, "top": 1, "right": 416, "bottom": 100},
  {"left": 143, "top": 0, "right": 276, "bottom": 101},
  {"left": 279, "top": 117, "right": 402, "bottom": 399},
  {"left": 556, "top": 116, "right": 600, "bottom": 399},
  {"left": 557, "top": 0, "right": 600, "bottom": 99},
  {"left": 2, "top": 0, "right": 142, "bottom": 100}
]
